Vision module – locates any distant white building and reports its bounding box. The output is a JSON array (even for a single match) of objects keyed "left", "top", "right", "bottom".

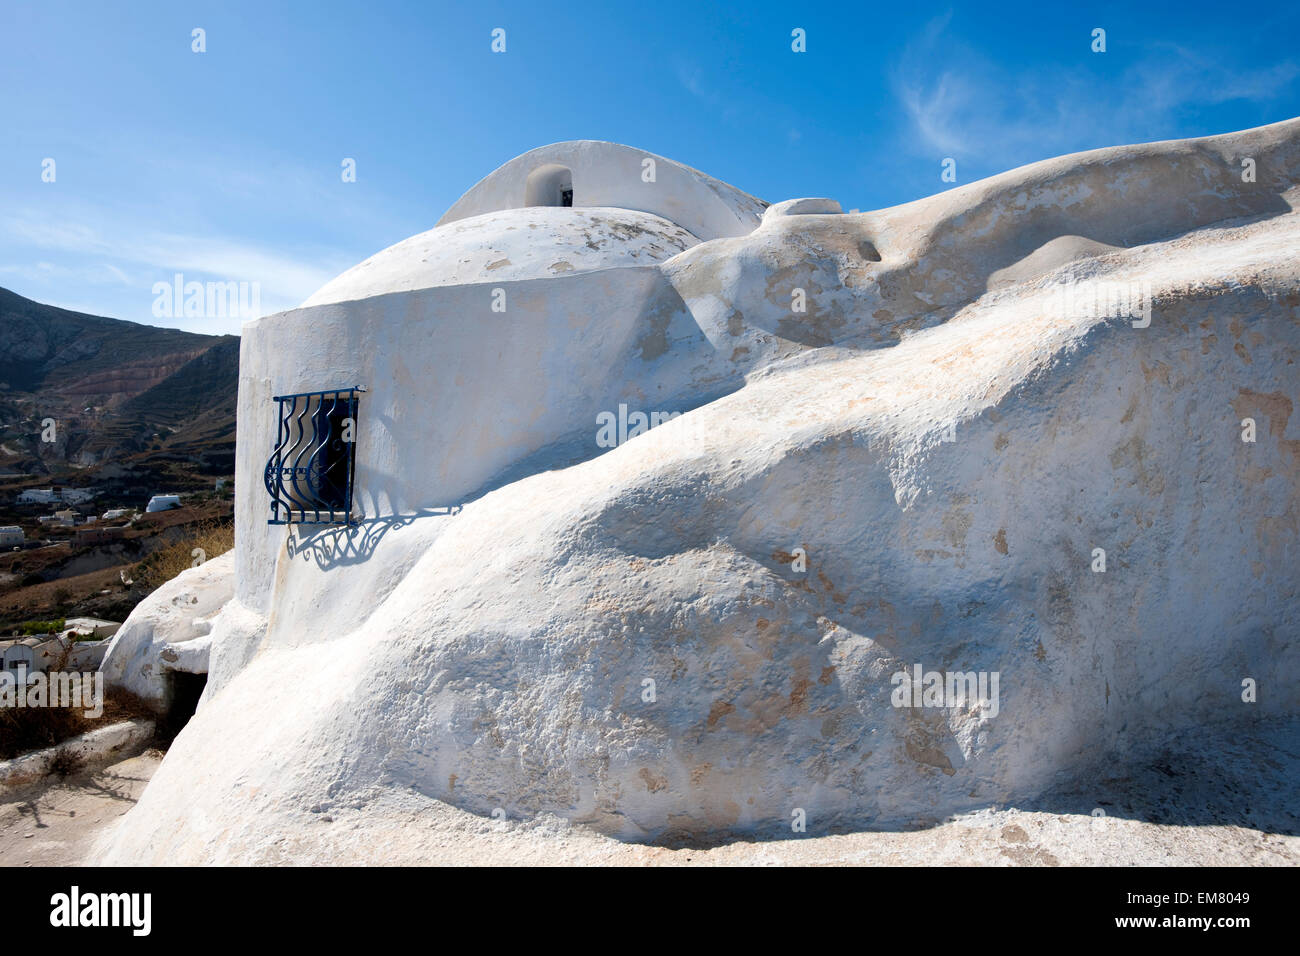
[
  {"left": 146, "top": 495, "right": 182, "bottom": 513},
  {"left": 102, "top": 508, "right": 129, "bottom": 521},
  {"left": 0, "top": 526, "right": 23, "bottom": 547},
  {"left": 17, "top": 488, "right": 58, "bottom": 505},
  {"left": 0, "top": 640, "right": 35, "bottom": 674},
  {"left": 17, "top": 487, "right": 96, "bottom": 506},
  {"left": 64, "top": 617, "right": 121, "bottom": 640},
  {"left": 0, "top": 637, "right": 63, "bottom": 676}
]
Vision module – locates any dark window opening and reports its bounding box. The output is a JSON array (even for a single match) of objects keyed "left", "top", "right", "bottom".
[
  {"left": 561, "top": 188, "right": 573, "bottom": 207},
  {"left": 264, "top": 386, "right": 364, "bottom": 525}
]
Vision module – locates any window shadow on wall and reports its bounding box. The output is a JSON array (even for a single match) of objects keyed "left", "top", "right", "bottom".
[{"left": 284, "top": 506, "right": 461, "bottom": 570}]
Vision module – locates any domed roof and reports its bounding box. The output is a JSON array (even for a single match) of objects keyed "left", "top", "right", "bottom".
[{"left": 302, "top": 206, "right": 700, "bottom": 308}]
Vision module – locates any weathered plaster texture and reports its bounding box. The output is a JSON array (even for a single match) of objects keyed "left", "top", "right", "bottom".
[{"left": 96, "top": 126, "right": 1300, "bottom": 861}]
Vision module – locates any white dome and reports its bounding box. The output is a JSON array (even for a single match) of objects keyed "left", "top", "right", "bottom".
[{"left": 302, "top": 206, "right": 700, "bottom": 307}]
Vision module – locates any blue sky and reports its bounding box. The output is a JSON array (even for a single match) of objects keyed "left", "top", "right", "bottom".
[{"left": 2, "top": 0, "right": 1297, "bottom": 335}]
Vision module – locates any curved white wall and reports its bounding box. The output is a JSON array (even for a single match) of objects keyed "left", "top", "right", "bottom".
[{"left": 235, "top": 265, "right": 745, "bottom": 625}]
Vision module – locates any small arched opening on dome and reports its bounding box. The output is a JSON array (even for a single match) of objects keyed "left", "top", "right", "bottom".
[{"left": 524, "top": 164, "right": 574, "bottom": 208}]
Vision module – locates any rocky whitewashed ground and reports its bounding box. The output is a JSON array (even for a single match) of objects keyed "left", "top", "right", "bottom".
[{"left": 9, "top": 717, "right": 1284, "bottom": 865}]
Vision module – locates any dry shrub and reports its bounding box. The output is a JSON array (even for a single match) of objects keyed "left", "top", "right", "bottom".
[
  {"left": 0, "top": 679, "right": 156, "bottom": 760},
  {"left": 133, "top": 518, "right": 234, "bottom": 592},
  {"left": 0, "top": 700, "right": 87, "bottom": 761},
  {"left": 46, "top": 745, "right": 84, "bottom": 778}
]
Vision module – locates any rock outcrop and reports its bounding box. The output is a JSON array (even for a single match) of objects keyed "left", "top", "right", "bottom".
[
  {"left": 95, "top": 121, "right": 1300, "bottom": 863},
  {"left": 99, "top": 551, "right": 234, "bottom": 709}
]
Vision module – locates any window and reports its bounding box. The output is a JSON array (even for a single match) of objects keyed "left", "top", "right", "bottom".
[{"left": 264, "top": 386, "right": 364, "bottom": 525}]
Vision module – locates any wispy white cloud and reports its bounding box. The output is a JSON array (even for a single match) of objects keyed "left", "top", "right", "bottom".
[
  {"left": 8, "top": 215, "right": 338, "bottom": 300},
  {"left": 0, "top": 259, "right": 137, "bottom": 289},
  {"left": 0, "top": 129, "right": 420, "bottom": 334},
  {"left": 892, "top": 15, "right": 1300, "bottom": 169},
  {"left": 4, "top": 208, "right": 348, "bottom": 333}
]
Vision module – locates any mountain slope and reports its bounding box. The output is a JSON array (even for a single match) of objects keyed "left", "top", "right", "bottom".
[
  {"left": 0, "top": 287, "right": 239, "bottom": 486},
  {"left": 0, "top": 287, "right": 216, "bottom": 399}
]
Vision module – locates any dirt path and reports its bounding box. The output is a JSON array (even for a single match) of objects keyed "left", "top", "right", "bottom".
[{"left": 0, "top": 751, "right": 161, "bottom": 866}]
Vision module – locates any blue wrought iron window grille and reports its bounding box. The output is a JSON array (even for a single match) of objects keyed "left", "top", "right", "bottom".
[{"left": 264, "top": 386, "right": 365, "bottom": 525}]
